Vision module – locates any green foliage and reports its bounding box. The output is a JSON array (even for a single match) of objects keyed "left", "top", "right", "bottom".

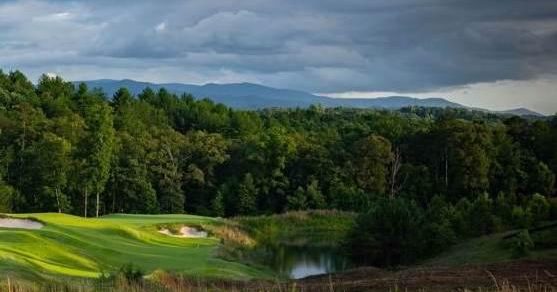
[
  {"left": 527, "top": 193, "right": 550, "bottom": 224},
  {"left": 0, "top": 179, "right": 15, "bottom": 212},
  {"left": 238, "top": 173, "right": 257, "bottom": 215},
  {"left": 287, "top": 187, "right": 307, "bottom": 211},
  {"left": 511, "top": 230, "right": 534, "bottom": 258},
  {"left": 467, "top": 193, "right": 498, "bottom": 236},
  {"left": 352, "top": 134, "right": 393, "bottom": 195},
  {"left": 237, "top": 210, "right": 356, "bottom": 246},
  {"left": 211, "top": 189, "right": 225, "bottom": 217},
  {"left": 0, "top": 70, "right": 556, "bottom": 222},
  {"left": 422, "top": 196, "right": 457, "bottom": 254},
  {"left": 347, "top": 198, "right": 425, "bottom": 267},
  {"left": 115, "top": 263, "right": 144, "bottom": 282},
  {"left": 306, "top": 179, "right": 325, "bottom": 209},
  {"left": 511, "top": 206, "right": 530, "bottom": 229},
  {"left": 286, "top": 179, "right": 325, "bottom": 211}
]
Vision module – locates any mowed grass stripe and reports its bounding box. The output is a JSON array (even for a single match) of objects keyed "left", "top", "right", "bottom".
[{"left": 0, "top": 213, "right": 270, "bottom": 280}]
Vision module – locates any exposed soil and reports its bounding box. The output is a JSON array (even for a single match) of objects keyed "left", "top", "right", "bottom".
[
  {"left": 291, "top": 259, "right": 557, "bottom": 291},
  {"left": 0, "top": 218, "right": 43, "bottom": 230},
  {"left": 158, "top": 226, "right": 208, "bottom": 238}
]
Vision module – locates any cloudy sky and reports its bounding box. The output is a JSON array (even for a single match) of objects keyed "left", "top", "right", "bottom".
[{"left": 1, "top": 0, "right": 557, "bottom": 113}]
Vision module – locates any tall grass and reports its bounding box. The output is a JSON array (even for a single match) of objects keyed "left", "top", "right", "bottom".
[
  {"left": 235, "top": 210, "right": 356, "bottom": 246},
  {"left": 2, "top": 271, "right": 554, "bottom": 292}
]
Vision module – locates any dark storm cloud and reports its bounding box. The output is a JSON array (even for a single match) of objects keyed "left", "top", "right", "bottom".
[{"left": 1, "top": 0, "right": 556, "bottom": 92}]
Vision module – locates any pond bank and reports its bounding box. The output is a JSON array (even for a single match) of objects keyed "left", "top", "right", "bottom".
[{"left": 216, "top": 210, "right": 357, "bottom": 279}]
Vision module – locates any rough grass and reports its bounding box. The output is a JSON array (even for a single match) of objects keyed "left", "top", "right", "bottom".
[
  {"left": 423, "top": 222, "right": 557, "bottom": 266},
  {"left": 2, "top": 268, "right": 554, "bottom": 292},
  {"left": 235, "top": 210, "right": 356, "bottom": 247},
  {"left": 0, "top": 213, "right": 272, "bottom": 281}
]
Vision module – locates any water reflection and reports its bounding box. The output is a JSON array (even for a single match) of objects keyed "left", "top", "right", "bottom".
[{"left": 262, "top": 244, "right": 352, "bottom": 279}]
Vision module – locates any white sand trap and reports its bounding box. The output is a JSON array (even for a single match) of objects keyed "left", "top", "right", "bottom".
[
  {"left": 159, "top": 226, "right": 208, "bottom": 238},
  {"left": 0, "top": 218, "right": 43, "bottom": 230}
]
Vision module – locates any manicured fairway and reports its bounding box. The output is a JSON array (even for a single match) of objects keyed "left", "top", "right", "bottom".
[{"left": 0, "top": 213, "right": 269, "bottom": 280}]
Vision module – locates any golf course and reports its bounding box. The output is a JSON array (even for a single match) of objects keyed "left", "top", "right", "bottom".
[{"left": 0, "top": 213, "right": 270, "bottom": 281}]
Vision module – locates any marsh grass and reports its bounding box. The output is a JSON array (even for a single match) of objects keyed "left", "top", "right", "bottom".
[{"left": 235, "top": 210, "right": 356, "bottom": 246}]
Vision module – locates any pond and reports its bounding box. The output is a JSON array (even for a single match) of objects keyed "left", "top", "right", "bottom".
[{"left": 261, "top": 244, "right": 353, "bottom": 279}]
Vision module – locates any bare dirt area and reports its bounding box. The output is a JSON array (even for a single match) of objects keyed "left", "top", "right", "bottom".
[{"left": 293, "top": 260, "right": 557, "bottom": 291}]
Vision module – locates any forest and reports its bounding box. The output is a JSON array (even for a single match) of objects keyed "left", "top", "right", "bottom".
[{"left": 0, "top": 70, "right": 556, "bottom": 266}]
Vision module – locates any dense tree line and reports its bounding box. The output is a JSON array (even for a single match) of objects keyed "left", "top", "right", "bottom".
[{"left": 0, "top": 71, "right": 556, "bottom": 226}]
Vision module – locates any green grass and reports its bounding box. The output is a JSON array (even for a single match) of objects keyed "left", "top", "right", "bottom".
[
  {"left": 235, "top": 210, "right": 356, "bottom": 247},
  {"left": 424, "top": 223, "right": 557, "bottom": 266},
  {"left": 0, "top": 213, "right": 272, "bottom": 281}
]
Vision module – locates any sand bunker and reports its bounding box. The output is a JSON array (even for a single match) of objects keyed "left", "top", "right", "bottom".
[
  {"left": 159, "top": 226, "right": 208, "bottom": 238},
  {"left": 0, "top": 218, "right": 43, "bottom": 230}
]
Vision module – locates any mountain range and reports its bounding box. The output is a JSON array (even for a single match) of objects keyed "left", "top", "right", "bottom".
[{"left": 75, "top": 79, "right": 544, "bottom": 117}]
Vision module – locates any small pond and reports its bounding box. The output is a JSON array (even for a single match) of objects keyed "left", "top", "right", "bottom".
[{"left": 261, "top": 244, "right": 353, "bottom": 279}]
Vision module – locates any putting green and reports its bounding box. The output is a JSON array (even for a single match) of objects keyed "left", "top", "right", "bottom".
[{"left": 0, "top": 213, "right": 269, "bottom": 280}]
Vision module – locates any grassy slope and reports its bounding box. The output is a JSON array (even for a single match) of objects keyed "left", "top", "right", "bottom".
[
  {"left": 0, "top": 213, "right": 270, "bottom": 281},
  {"left": 424, "top": 223, "right": 557, "bottom": 266}
]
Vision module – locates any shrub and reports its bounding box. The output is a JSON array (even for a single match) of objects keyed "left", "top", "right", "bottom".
[
  {"left": 0, "top": 181, "right": 16, "bottom": 213},
  {"left": 346, "top": 197, "right": 424, "bottom": 267},
  {"left": 452, "top": 198, "right": 473, "bottom": 236},
  {"left": 468, "top": 193, "right": 497, "bottom": 236},
  {"left": 527, "top": 193, "right": 550, "bottom": 224},
  {"left": 117, "top": 263, "right": 144, "bottom": 282},
  {"left": 329, "top": 183, "right": 369, "bottom": 212},
  {"left": 494, "top": 192, "right": 514, "bottom": 225},
  {"left": 423, "top": 196, "right": 457, "bottom": 254},
  {"left": 511, "top": 206, "right": 530, "bottom": 228},
  {"left": 511, "top": 230, "right": 534, "bottom": 258}
]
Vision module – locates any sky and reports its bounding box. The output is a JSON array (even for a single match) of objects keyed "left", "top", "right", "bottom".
[{"left": 1, "top": 0, "right": 556, "bottom": 114}]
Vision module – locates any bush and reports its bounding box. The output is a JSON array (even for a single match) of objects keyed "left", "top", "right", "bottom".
[
  {"left": 346, "top": 197, "right": 424, "bottom": 267},
  {"left": 494, "top": 192, "right": 514, "bottom": 225},
  {"left": 452, "top": 198, "right": 473, "bottom": 236},
  {"left": 527, "top": 193, "right": 550, "bottom": 224},
  {"left": 116, "top": 263, "right": 144, "bottom": 282},
  {"left": 512, "top": 230, "right": 534, "bottom": 258},
  {"left": 0, "top": 181, "right": 15, "bottom": 213},
  {"left": 511, "top": 206, "right": 530, "bottom": 228},
  {"left": 468, "top": 193, "right": 497, "bottom": 236},
  {"left": 329, "top": 183, "right": 369, "bottom": 212},
  {"left": 422, "top": 196, "right": 456, "bottom": 254}
]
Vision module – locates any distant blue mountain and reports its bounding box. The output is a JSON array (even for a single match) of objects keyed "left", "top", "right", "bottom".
[{"left": 75, "top": 79, "right": 543, "bottom": 116}]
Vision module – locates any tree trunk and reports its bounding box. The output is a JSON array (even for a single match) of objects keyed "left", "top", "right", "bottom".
[
  {"left": 112, "top": 191, "right": 116, "bottom": 214},
  {"left": 390, "top": 148, "right": 402, "bottom": 199},
  {"left": 55, "top": 187, "right": 61, "bottom": 213},
  {"left": 96, "top": 192, "right": 100, "bottom": 217},
  {"left": 444, "top": 147, "right": 449, "bottom": 189},
  {"left": 84, "top": 187, "right": 88, "bottom": 218}
]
